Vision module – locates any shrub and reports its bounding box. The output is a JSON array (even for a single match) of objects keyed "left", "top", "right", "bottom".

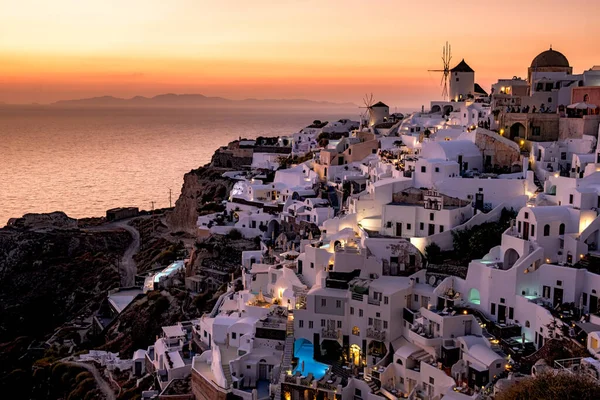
[
  {"left": 228, "top": 229, "right": 243, "bottom": 240},
  {"left": 425, "top": 242, "right": 442, "bottom": 264},
  {"left": 496, "top": 372, "right": 600, "bottom": 400}
]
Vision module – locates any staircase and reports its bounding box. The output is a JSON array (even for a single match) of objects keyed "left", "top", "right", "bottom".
[
  {"left": 295, "top": 273, "right": 308, "bottom": 286},
  {"left": 275, "top": 313, "right": 295, "bottom": 400},
  {"left": 364, "top": 374, "right": 383, "bottom": 396},
  {"left": 411, "top": 349, "right": 431, "bottom": 363},
  {"left": 222, "top": 363, "right": 233, "bottom": 387}
]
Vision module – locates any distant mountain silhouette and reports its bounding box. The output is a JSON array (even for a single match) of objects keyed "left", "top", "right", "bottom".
[{"left": 53, "top": 93, "right": 357, "bottom": 108}]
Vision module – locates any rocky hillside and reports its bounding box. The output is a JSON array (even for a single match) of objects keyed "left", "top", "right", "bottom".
[
  {"left": 167, "top": 166, "right": 234, "bottom": 233},
  {"left": 0, "top": 225, "right": 130, "bottom": 343}
]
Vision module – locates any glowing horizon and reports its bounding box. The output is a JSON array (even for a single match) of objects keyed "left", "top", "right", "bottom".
[{"left": 1, "top": 0, "right": 599, "bottom": 108}]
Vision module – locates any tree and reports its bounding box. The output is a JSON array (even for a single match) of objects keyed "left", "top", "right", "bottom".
[
  {"left": 425, "top": 243, "right": 442, "bottom": 264},
  {"left": 495, "top": 372, "right": 600, "bottom": 400}
]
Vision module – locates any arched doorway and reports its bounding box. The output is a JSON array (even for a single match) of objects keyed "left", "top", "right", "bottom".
[
  {"left": 443, "top": 105, "right": 454, "bottom": 116},
  {"left": 431, "top": 105, "right": 441, "bottom": 113},
  {"left": 510, "top": 123, "right": 525, "bottom": 140},
  {"left": 266, "top": 220, "right": 280, "bottom": 239},
  {"left": 349, "top": 344, "right": 362, "bottom": 366},
  {"left": 468, "top": 288, "right": 481, "bottom": 305},
  {"left": 503, "top": 248, "right": 520, "bottom": 270}
]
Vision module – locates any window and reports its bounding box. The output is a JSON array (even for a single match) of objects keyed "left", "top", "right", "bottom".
[
  {"left": 407, "top": 223, "right": 412, "bottom": 230},
  {"left": 359, "top": 309, "right": 363, "bottom": 317},
  {"left": 204, "top": 330, "right": 207, "bottom": 338},
  {"left": 429, "top": 377, "right": 435, "bottom": 384},
  {"left": 368, "top": 318, "right": 373, "bottom": 326},
  {"left": 584, "top": 293, "right": 588, "bottom": 306},
  {"left": 376, "top": 312, "right": 381, "bottom": 318},
  {"left": 247, "top": 365, "right": 251, "bottom": 369},
  {"left": 384, "top": 321, "right": 388, "bottom": 329},
  {"left": 543, "top": 286, "right": 551, "bottom": 298},
  {"left": 532, "top": 126, "right": 541, "bottom": 136},
  {"left": 430, "top": 213, "right": 434, "bottom": 221},
  {"left": 320, "top": 319, "right": 325, "bottom": 327},
  {"left": 232, "top": 332, "right": 237, "bottom": 339},
  {"left": 531, "top": 224, "right": 535, "bottom": 237},
  {"left": 355, "top": 389, "right": 362, "bottom": 397},
  {"left": 569, "top": 194, "right": 574, "bottom": 204},
  {"left": 561, "top": 152, "right": 567, "bottom": 160},
  {"left": 352, "top": 326, "right": 360, "bottom": 336},
  {"left": 456, "top": 77, "right": 459, "bottom": 82},
  {"left": 271, "top": 274, "right": 277, "bottom": 284},
  {"left": 435, "top": 167, "right": 439, "bottom": 172},
  {"left": 491, "top": 303, "right": 496, "bottom": 315},
  {"left": 518, "top": 221, "right": 521, "bottom": 232},
  {"left": 299, "top": 320, "right": 304, "bottom": 328},
  {"left": 414, "top": 294, "right": 419, "bottom": 302},
  {"left": 396, "top": 359, "right": 403, "bottom": 365},
  {"left": 509, "top": 307, "right": 514, "bottom": 319},
  {"left": 420, "top": 222, "right": 424, "bottom": 230},
  {"left": 350, "top": 307, "right": 354, "bottom": 315},
  {"left": 496, "top": 363, "right": 501, "bottom": 369},
  {"left": 309, "top": 321, "right": 314, "bottom": 329},
  {"left": 421, "top": 166, "right": 426, "bottom": 173},
  {"left": 386, "top": 221, "right": 392, "bottom": 228},
  {"left": 525, "top": 321, "right": 531, "bottom": 328},
  {"left": 524, "top": 212, "right": 529, "bottom": 219},
  {"left": 311, "top": 262, "right": 314, "bottom": 269},
  {"left": 500, "top": 298, "right": 505, "bottom": 304},
  {"left": 321, "top": 298, "right": 326, "bottom": 307},
  {"left": 384, "top": 296, "right": 389, "bottom": 305},
  {"left": 544, "top": 224, "right": 550, "bottom": 236},
  {"left": 337, "top": 321, "right": 342, "bottom": 329},
  {"left": 439, "top": 225, "right": 444, "bottom": 233},
  {"left": 336, "top": 300, "right": 342, "bottom": 308}
]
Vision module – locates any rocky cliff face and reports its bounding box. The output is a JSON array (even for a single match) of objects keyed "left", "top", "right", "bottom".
[
  {"left": 0, "top": 225, "right": 131, "bottom": 343},
  {"left": 167, "top": 166, "right": 234, "bottom": 233}
]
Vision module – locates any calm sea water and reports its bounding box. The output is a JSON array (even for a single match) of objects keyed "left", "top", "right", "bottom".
[{"left": 0, "top": 106, "right": 356, "bottom": 226}]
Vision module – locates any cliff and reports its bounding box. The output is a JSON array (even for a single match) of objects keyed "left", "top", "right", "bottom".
[{"left": 167, "top": 166, "right": 234, "bottom": 233}]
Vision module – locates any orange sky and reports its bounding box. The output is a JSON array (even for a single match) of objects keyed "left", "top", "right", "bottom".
[{"left": 1, "top": 0, "right": 599, "bottom": 108}]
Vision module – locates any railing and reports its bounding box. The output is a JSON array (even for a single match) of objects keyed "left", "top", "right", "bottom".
[
  {"left": 352, "top": 293, "right": 364, "bottom": 302},
  {"left": 366, "top": 328, "right": 386, "bottom": 341},
  {"left": 368, "top": 297, "right": 381, "bottom": 306},
  {"left": 321, "top": 328, "right": 340, "bottom": 340}
]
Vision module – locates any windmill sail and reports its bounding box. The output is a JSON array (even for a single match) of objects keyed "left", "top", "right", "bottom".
[{"left": 428, "top": 42, "right": 452, "bottom": 100}]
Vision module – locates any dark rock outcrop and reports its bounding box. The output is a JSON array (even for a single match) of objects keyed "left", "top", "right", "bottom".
[{"left": 167, "top": 167, "right": 234, "bottom": 233}]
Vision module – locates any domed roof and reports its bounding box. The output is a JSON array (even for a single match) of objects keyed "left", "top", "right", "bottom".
[{"left": 531, "top": 47, "right": 570, "bottom": 68}]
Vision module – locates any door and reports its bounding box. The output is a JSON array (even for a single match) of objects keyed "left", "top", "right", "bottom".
[
  {"left": 591, "top": 295, "right": 598, "bottom": 314},
  {"left": 259, "top": 363, "right": 268, "bottom": 380},
  {"left": 523, "top": 222, "right": 530, "bottom": 240},
  {"left": 497, "top": 305, "right": 506, "bottom": 324},
  {"left": 396, "top": 222, "right": 402, "bottom": 237},
  {"left": 553, "top": 288, "right": 564, "bottom": 308},
  {"left": 465, "top": 320, "right": 472, "bottom": 335},
  {"left": 428, "top": 224, "right": 435, "bottom": 235}
]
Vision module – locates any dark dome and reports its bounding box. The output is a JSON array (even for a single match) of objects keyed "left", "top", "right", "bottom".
[{"left": 531, "top": 48, "right": 570, "bottom": 68}]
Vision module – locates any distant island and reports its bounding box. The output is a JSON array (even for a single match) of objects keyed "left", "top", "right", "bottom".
[{"left": 52, "top": 93, "right": 357, "bottom": 108}]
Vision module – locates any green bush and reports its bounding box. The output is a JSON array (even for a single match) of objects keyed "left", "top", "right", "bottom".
[
  {"left": 496, "top": 372, "right": 600, "bottom": 400},
  {"left": 425, "top": 243, "right": 442, "bottom": 264},
  {"left": 228, "top": 229, "right": 243, "bottom": 240}
]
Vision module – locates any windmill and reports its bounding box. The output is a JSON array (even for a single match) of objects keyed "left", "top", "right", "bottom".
[
  {"left": 359, "top": 93, "right": 375, "bottom": 127},
  {"left": 428, "top": 42, "right": 452, "bottom": 100}
]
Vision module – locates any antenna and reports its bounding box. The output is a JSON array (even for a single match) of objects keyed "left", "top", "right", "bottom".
[
  {"left": 168, "top": 188, "right": 172, "bottom": 208},
  {"left": 428, "top": 42, "right": 452, "bottom": 100}
]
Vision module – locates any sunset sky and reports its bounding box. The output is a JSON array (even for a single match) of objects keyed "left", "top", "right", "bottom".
[{"left": 1, "top": 0, "right": 599, "bottom": 108}]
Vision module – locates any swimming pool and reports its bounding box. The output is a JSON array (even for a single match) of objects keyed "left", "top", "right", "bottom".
[{"left": 293, "top": 339, "right": 329, "bottom": 380}]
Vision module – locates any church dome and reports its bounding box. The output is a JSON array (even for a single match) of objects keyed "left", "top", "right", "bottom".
[{"left": 531, "top": 48, "right": 570, "bottom": 68}]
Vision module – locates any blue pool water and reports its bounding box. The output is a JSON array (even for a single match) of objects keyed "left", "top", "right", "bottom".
[{"left": 293, "top": 339, "right": 329, "bottom": 379}]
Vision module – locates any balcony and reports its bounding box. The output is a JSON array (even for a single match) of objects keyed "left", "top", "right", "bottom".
[
  {"left": 407, "top": 329, "right": 442, "bottom": 348},
  {"left": 321, "top": 328, "right": 340, "bottom": 340},
  {"left": 368, "top": 297, "right": 381, "bottom": 306},
  {"left": 366, "top": 328, "right": 386, "bottom": 341}
]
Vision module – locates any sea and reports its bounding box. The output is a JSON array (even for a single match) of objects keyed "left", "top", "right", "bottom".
[{"left": 0, "top": 105, "right": 358, "bottom": 226}]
